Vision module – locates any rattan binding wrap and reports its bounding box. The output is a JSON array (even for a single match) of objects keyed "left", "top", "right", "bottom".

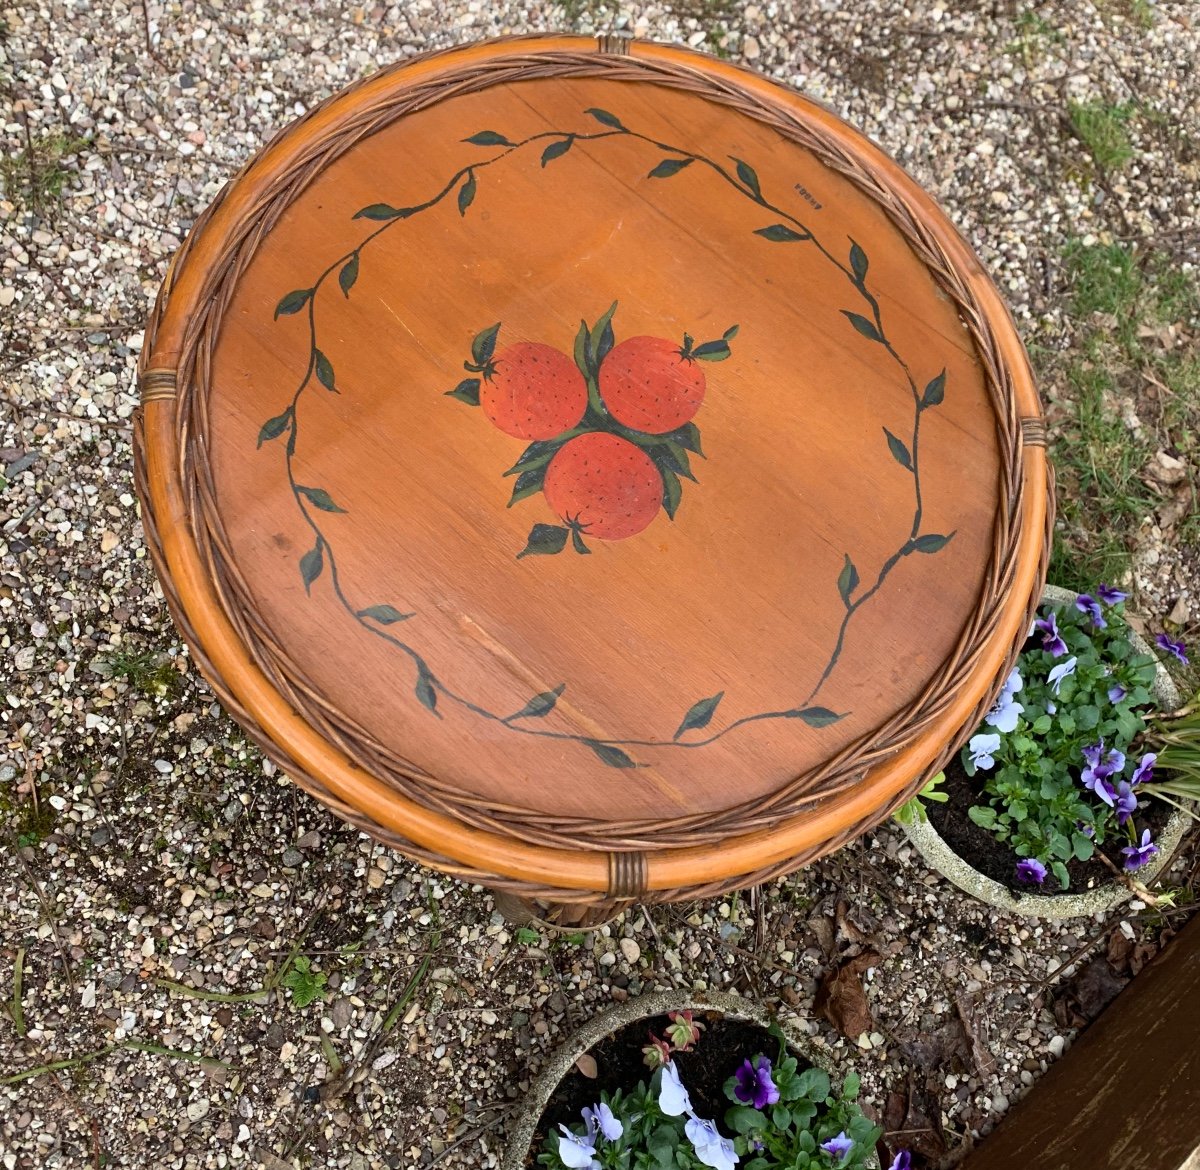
[{"left": 134, "top": 36, "right": 1053, "bottom": 902}]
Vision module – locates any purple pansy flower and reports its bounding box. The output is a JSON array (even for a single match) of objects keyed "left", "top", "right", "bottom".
[
  {"left": 1075, "top": 594, "right": 1106, "bottom": 628},
  {"left": 684, "top": 1117, "right": 738, "bottom": 1170},
  {"left": 986, "top": 668, "right": 1025, "bottom": 733},
  {"left": 658, "top": 1061, "right": 692, "bottom": 1117},
  {"left": 1047, "top": 655, "right": 1077, "bottom": 694},
  {"left": 1034, "top": 610, "right": 1068, "bottom": 656},
  {"left": 1122, "top": 829, "right": 1158, "bottom": 872},
  {"left": 582, "top": 1102, "right": 623, "bottom": 1143},
  {"left": 1130, "top": 753, "right": 1156, "bottom": 786},
  {"left": 1115, "top": 781, "right": 1137, "bottom": 826},
  {"left": 1156, "top": 634, "right": 1189, "bottom": 666},
  {"left": 1016, "top": 858, "right": 1047, "bottom": 884},
  {"left": 1108, "top": 682, "right": 1128, "bottom": 704},
  {"left": 734, "top": 1055, "right": 780, "bottom": 1110},
  {"left": 820, "top": 1132, "right": 854, "bottom": 1161},
  {"left": 887, "top": 1153, "right": 912, "bottom": 1170},
  {"left": 1097, "top": 584, "right": 1128, "bottom": 605},
  {"left": 556, "top": 1126, "right": 600, "bottom": 1170},
  {"left": 968, "top": 732, "right": 1001, "bottom": 771}
]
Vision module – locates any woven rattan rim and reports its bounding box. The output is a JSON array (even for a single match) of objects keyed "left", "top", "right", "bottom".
[{"left": 135, "top": 35, "right": 1052, "bottom": 899}]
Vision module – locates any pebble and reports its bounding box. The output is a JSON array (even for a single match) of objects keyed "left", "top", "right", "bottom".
[{"left": 619, "top": 938, "right": 641, "bottom": 964}]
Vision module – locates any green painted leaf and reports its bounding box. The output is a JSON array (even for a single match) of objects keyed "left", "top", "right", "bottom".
[
  {"left": 588, "top": 301, "right": 618, "bottom": 370},
  {"left": 314, "top": 349, "right": 337, "bottom": 392},
  {"left": 589, "top": 742, "right": 637, "bottom": 768},
  {"left": 274, "top": 288, "right": 312, "bottom": 319},
  {"left": 849, "top": 239, "right": 869, "bottom": 283},
  {"left": 692, "top": 340, "right": 731, "bottom": 361},
  {"left": 297, "top": 485, "right": 346, "bottom": 513},
  {"left": 257, "top": 410, "right": 291, "bottom": 447},
  {"left": 517, "top": 523, "right": 569, "bottom": 559},
  {"left": 463, "top": 130, "right": 511, "bottom": 146},
  {"left": 664, "top": 441, "right": 696, "bottom": 481},
  {"left": 841, "top": 311, "right": 882, "bottom": 342},
  {"left": 884, "top": 427, "right": 913, "bottom": 470},
  {"left": 922, "top": 369, "right": 947, "bottom": 407},
  {"left": 508, "top": 466, "right": 546, "bottom": 507},
  {"left": 457, "top": 171, "right": 476, "bottom": 215},
  {"left": 910, "top": 532, "right": 956, "bottom": 553},
  {"left": 471, "top": 322, "right": 501, "bottom": 365},
  {"left": 572, "top": 319, "right": 590, "bottom": 380},
  {"left": 732, "top": 156, "right": 762, "bottom": 198},
  {"left": 650, "top": 443, "right": 694, "bottom": 482},
  {"left": 754, "top": 224, "right": 808, "bottom": 243},
  {"left": 665, "top": 422, "right": 704, "bottom": 456},
  {"left": 445, "top": 378, "right": 481, "bottom": 405},
  {"left": 785, "top": 706, "right": 844, "bottom": 727},
  {"left": 541, "top": 136, "right": 573, "bottom": 166},
  {"left": 300, "top": 544, "right": 323, "bottom": 594},
  {"left": 415, "top": 666, "right": 439, "bottom": 715},
  {"left": 661, "top": 467, "right": 682, "bottom": 520},
  {"left": 570, "top": 528, "right": 591, "bottom": 556},
  {"left": 503, "top": 439, "right": 560, "bottom": 476},
  {"left": 508, "top": 684, "right": 566, "bottom": 720},
  {"left": 723, "top": 324, "right": 739, "bottom": 341},
  {"left": 357, "top": 604, "right": 413, "bottom": 624},
  {"left": 338, "top": 254, "right": 359, "bottom": 297},
  {"left": 674, "top": 692, "right": 724, "bottom": 739},
  {"left": 648, "top": 157, "right": 694, "bottom": 179},
  {"left": 352, "top": 203, "right": 409, "bottom": 220},
  {"left": 837, "top": 554, "right": 859, "bottom": 604},
  {"left": 584, "top": 107, "right": 625, "bottom": 129}
]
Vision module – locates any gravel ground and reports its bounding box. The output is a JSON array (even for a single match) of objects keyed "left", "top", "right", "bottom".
[{"left": 2, "top": 2, "right": 1199, "bottom": 1168}]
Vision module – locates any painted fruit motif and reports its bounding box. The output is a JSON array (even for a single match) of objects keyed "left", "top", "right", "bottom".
[
  {"left": 599, "top": 335, "right": 706, "bottom": 433},
  {"left": 446, "top": 305, "right": 737, "bottom": 559},
  {"left": 543, "top": 433, "right": 662, "bottom": 540},
  {"left": 480, "top": 341, "right": 588, "bottom": 440}
]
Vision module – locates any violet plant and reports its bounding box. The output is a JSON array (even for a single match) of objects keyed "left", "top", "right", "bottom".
[
  {"left": 961, "top": 586, "right": 1187, "bottom": 890},
  {"left": 539, "top": 1019, "right": 890, "bottom": 1170}
]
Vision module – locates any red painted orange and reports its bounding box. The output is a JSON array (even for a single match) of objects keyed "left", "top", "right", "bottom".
[
  {"left": 600, "top": 335, "right": 706, "bottom": 433},
  {"left": 482, "top": 342, "right": 588, "bottom": 440},
  {"left": 543, "top": 431, "right": 663, "bottom": 540}
]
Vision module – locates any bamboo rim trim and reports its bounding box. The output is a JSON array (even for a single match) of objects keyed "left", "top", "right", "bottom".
[{"left": 134, "top": 35, "right": 1052, "bottom": 900}]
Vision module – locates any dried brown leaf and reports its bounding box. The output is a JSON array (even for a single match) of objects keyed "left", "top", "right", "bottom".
[{"left": 815, "top": 948, "right": 879, "bottom": 1040}]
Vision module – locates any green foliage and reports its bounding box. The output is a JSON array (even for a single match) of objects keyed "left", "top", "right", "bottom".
[
  {"left": 1068, "top": 101, "right": 1136, "bottom": 170},
  {"left": 98, "top": 650, "right": 180, "bottom": 698},
  {"left": 281, "top": 956, "right": 327, "bottom": 1009},
  {"left": 893, "top": 772, "right": 948, "bottom": 826},
  {"left": 0, "top": 132, "right": 90, "bottom": 214},
  {"left": 965, "top": 596, "right": 1159, "bottom": 888}
]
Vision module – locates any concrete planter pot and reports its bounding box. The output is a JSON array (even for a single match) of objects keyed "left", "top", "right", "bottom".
[
  {"left": 502, "top": 990, "right": 879, "bottom": 1170},
  {"left": 901, "top": 584, "right": 1188, "bottom": 919}
]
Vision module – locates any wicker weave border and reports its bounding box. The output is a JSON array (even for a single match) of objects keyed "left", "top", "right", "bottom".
[{"left": 135, "top": 36, "right": 1052, "bottom": 900}]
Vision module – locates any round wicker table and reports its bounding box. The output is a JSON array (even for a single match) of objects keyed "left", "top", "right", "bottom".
[{"left": 135, "top": 34, "right": 1051, "bottom": 914}]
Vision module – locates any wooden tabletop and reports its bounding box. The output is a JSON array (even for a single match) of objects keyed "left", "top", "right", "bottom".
[{"left": 136, "top": 36, "right": 1050, "bottom": 900}]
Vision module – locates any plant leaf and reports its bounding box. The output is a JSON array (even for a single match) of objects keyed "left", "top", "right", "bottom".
[
  {"left": 508, "top": 466, "right": 546, "bottom": 507},
  {"left": 415, "top": 666, "right": 439, "bottom": 715},
  {"left": 300, "top": 544, "right": 323, "bottom": 594},
  {"left": 297, "top": 485, "right": 346, "bottom": 513},
  {"left": 445, "top": 378, "right": 481, "bottom": 405},
  {"left": 909, "top": 532, "right": 956, "bottom": 553},
  {"left": 661, "top": 467, "right": 682, "bottom": 519},
  {"left": 754, "top": 224, "right": 808, "bottom": 243},
  {"left": 784, "top": 706, "right": 844, "bottom": 727},
  {"left": 732, "top": 156, "right": 762, "bottom": 198},
  {"left": 588, "top": 301, "right": 618, "bottom": 370},
  {"left": 883, "top": 428, "right": 913, "bottom": 470},
  {"left": 352, "top": 203, "right": 409, "bottom": 221},
  {"left": 589, "top": 742, "right": 637, "bottom": 768},
  {"left": 571, "top": 528, "right": 591, "bottom": 555},
  {"left": 457, "top": 171, "right": 476, "bottom": 215},
  {"left": 471, "top": 322, "right": 501, "bottom": 365},
  {"left": 849, "top": 239, "right": 869, "bottom": 283},
  {"left": 508, "top": 684, "right": 566, "bottom": 721},
  {"left": 648, "top": 157, "right": 693, "bottom": 179},
  {"left": 504, "top": 439, "right": 560, "bottom": 476},
  {"left": 257, "top": 410, "right": 291, "bottom": 447},
  {"left": 584, "top": 107, "right": 625, "bottom": 129},
  {"left": 664, "top": 422, "right": 704, "bottom": 456},
  {"left": 274, "top": 288, "right": 312, "bottom": 319},
  {"left": 338, "top": 254, "right": 359, "bottom": 297},
  {"left": 723, "top": 325, "right": 740, "bottom": 341},
  {"left": 541, "top": 136, "right": 574, "bottom": 166},
  {"left": 674, "top": 692, "right": 724, "bottom": 739},
  {"left": 841, "top": 311, "right": 882, "bottom": 342},
  {"left": 517, "top": 523, "right": 569, "bottom": 559},
  {"left": 691, "top": 339, "right": 731, "bottom": 361},
  {"left": 463, "top": 130, "right": 511, "bottom": 146},
  {"left": 357, "top": 604, "right": 413, "bottom": 624},
  {"left": 573, "top": 319, "right": 590, "bottom": 380},
  {"left": 315, "top": 349, "right": 337, "bottom": 392},
  {"left": 922, "top": 369, "right": 947, "bottom": 407},
  {"left": 837, "top": 554, "right": 859, "bottom": 604}
]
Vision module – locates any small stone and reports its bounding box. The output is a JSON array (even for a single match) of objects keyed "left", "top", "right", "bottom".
[
  {"left": 296, "top": 830, "right": 322, "bottom": 849},
  {"left": 281, "top": 849, "right": 304, "bottom": 868},
  {"left": 366, "top": 866, "right": 386, "bottom": 889},
  {"left": 179, "top": 887, "right": 196, "bottom": 908},
  {"left": 742, "top": 35, "right": 760, "bottom": 59},
  {"left": 1048, "top": 1035, "right": 1065, "bottom": 1058},
  {"left": 186, "top": 1098, "right": 210, "bottom": 1121},
  {"left": 619, "top": 938, "right": 641, "bottom": 964}
]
